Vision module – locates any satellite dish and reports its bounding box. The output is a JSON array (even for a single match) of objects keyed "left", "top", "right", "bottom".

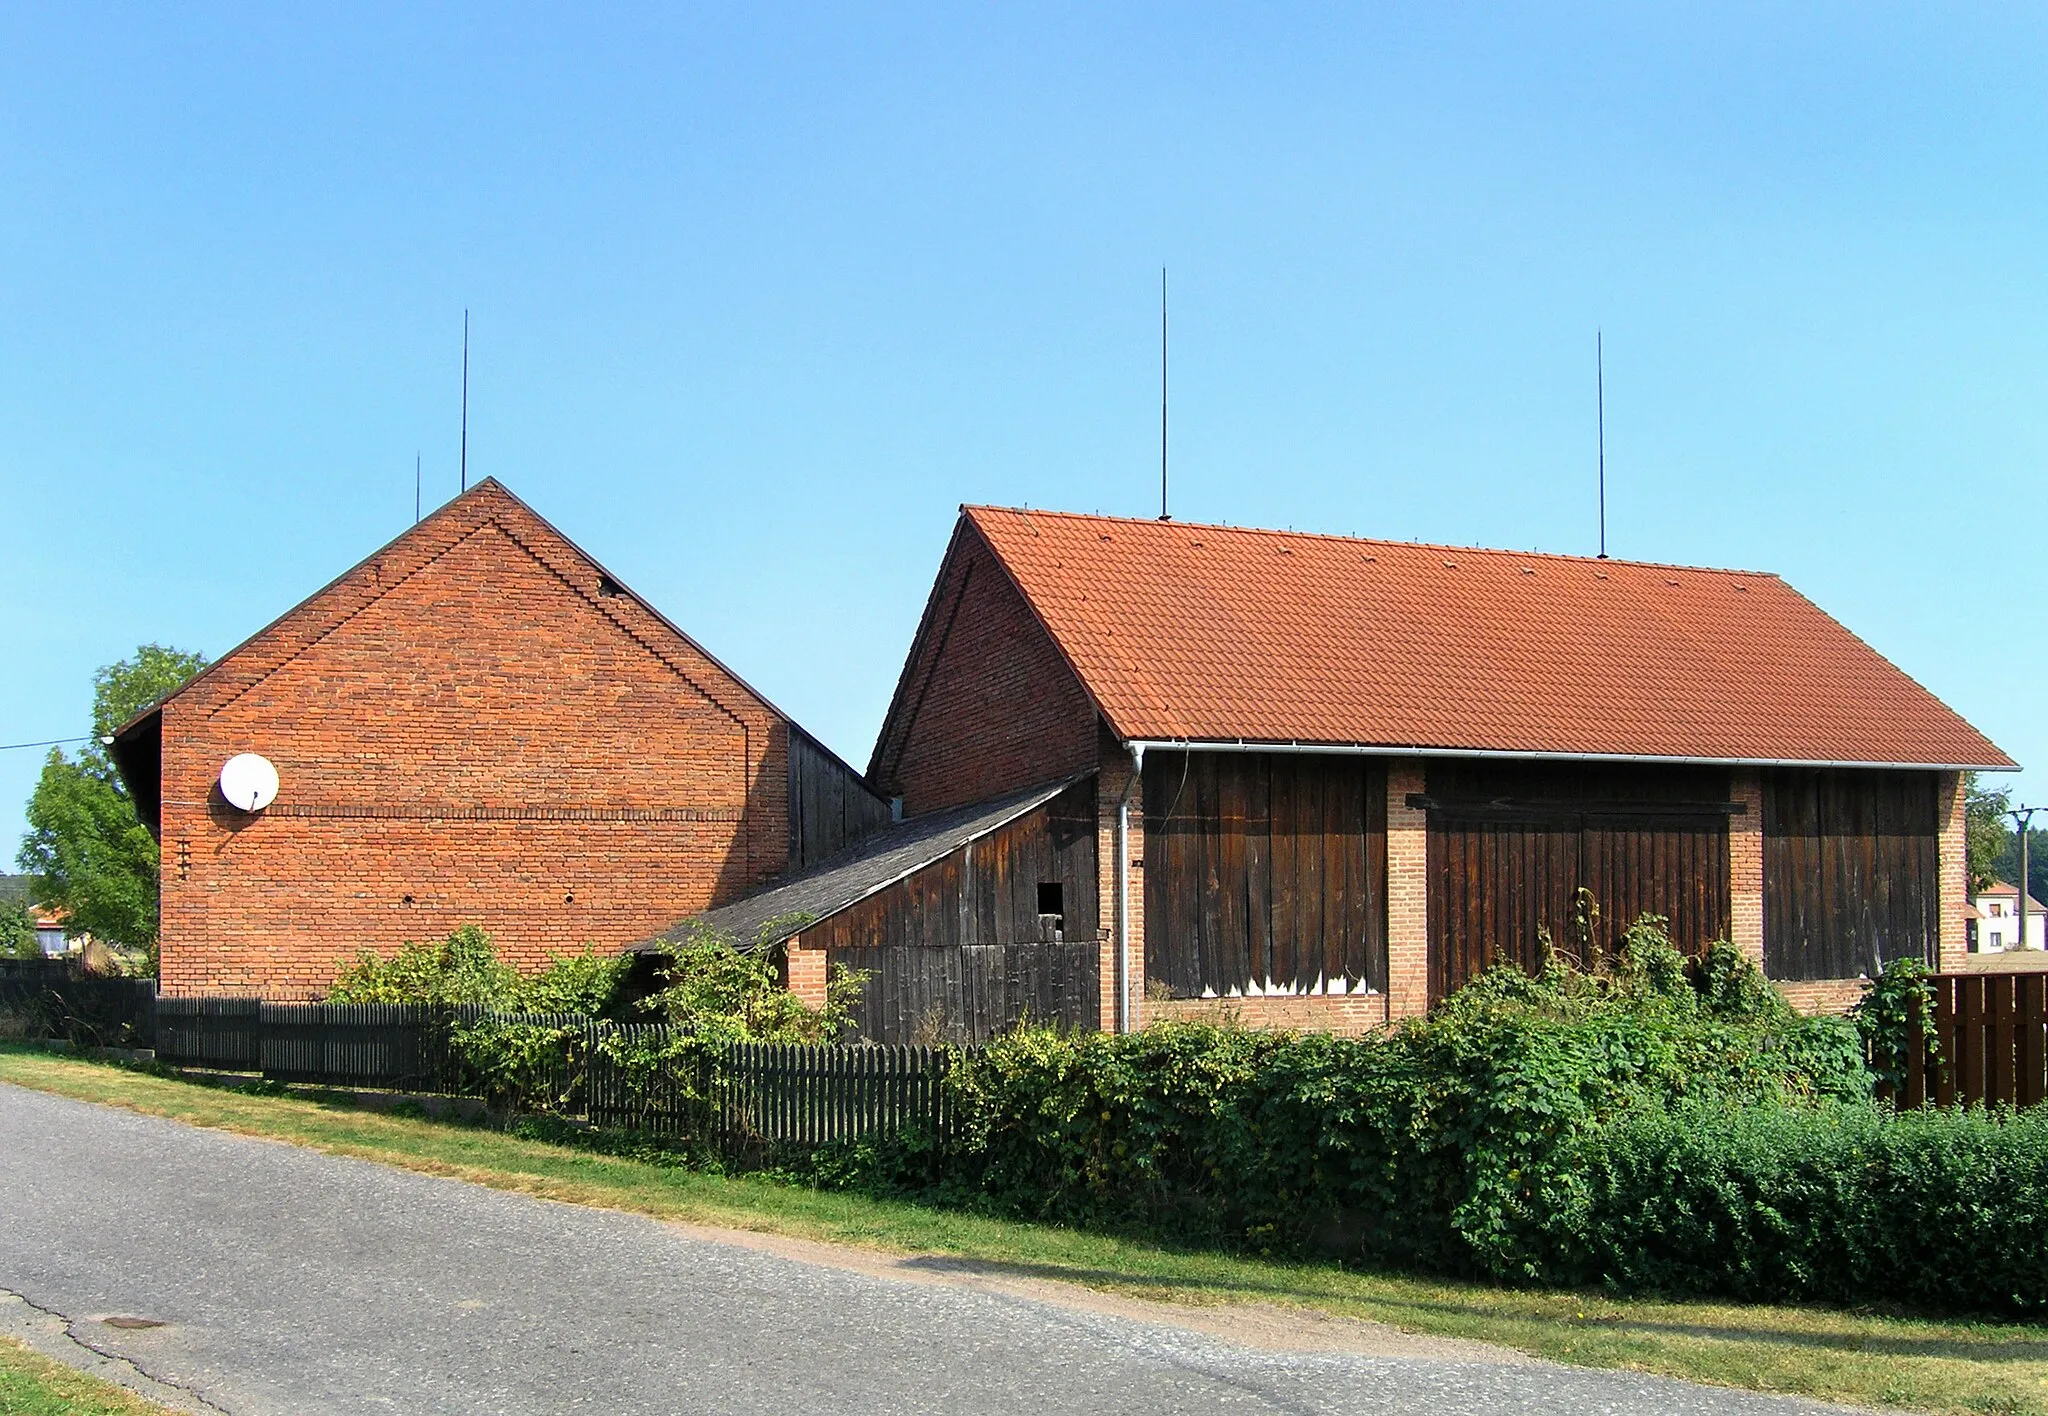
[{"left": 219, "top": 753, "right": 279, "bottom": 813}]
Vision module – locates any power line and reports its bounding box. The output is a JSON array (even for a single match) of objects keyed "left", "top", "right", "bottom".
[{"left": 0, "top": 736, "right": 90, "bottom": 753}]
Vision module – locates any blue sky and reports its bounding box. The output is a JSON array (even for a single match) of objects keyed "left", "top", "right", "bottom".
[{"left": 4, "top": 4, "right": 2045, "bottom": 850}]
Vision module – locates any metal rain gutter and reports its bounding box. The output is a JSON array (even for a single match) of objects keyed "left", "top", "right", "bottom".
[{"left": 1122, "top": 739, "right": 2010, "bottom": 774}]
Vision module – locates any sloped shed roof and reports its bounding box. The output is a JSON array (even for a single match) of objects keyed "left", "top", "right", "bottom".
[{"left": 637, "top": 778, "right": 1080, "bottom": 951}]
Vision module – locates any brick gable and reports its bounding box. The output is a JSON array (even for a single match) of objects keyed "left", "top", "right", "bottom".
[
  {"left": 868, "top": 519, "right": 1100, "bottom": 815},
  {"left": 147, "top": 480, "right": 808, "bottom": 995}
]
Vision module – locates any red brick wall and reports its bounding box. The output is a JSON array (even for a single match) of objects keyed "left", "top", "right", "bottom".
[
  {"left": 869, "top": 523, "right": 1100, "bottom": 814},
  {"left": 1146, "top": 995, "right": 1386, "bottom": 1036},
  {"left": 156, "top": 481, "right": 794, "bottom": 997}
]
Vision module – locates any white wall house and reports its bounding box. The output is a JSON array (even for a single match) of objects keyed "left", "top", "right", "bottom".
[{"left": 1971, "top": 880, "right": 2047, "bottom": 950}]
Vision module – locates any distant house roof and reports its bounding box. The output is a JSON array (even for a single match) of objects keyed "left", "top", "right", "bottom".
[
  {"left": 1975, "top": 880, "right": 2047, "bottom": 912},
  {"left": 959, "top": 506, "right": 2013, "bottom": 771},
  {"left": 634, "top": 777, "right": 1083, "bottom": 952}
]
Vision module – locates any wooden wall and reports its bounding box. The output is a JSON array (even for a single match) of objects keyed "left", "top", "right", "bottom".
[
  {"left": 787, "top": 729, "right": 894, "bottom": 872},
  {"left": 810, "top": 779, "right": 1099, "bottom": 1042},
  {"left": 1142, "top": 753, "right": 1389, "bottom": 998},
  {"left": 1762, "top": 768, "right": 1938, "bottom": 981},
  {"left": 1422, "top": 761, "right": 1734, "bottom": 1002}
]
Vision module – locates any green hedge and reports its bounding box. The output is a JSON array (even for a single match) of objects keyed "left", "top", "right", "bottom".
[
  {"left": 839, "top": 945, "right": 2048, "bottom": 1316},
  {"left": 849, "top": 946, "right": 1868, "bottom": 1267},
  {"left": 1570, "top": 1101, "right": 2048, "bottom": 1313}
]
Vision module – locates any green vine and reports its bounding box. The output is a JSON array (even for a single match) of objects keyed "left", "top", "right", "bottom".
[{"left": 1848, "top": 955, "right": 1939, "bottom": 1097}]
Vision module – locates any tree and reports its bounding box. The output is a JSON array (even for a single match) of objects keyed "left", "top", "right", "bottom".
[
  {"left": 1965, "top": 772, "right": 2014, "bottom": 893},
  {"left": 1991, "top": 827, "right": 2048, "bottom": 910},
  {"left": 1, "top": 896, "right": 39, "bottom": 959},
  {"left": 16, "top": 645, "right": 207, "bottom": 963}
]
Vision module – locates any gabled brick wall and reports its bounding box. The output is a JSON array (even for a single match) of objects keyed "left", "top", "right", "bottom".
[
  {"left": 868, "top": 521, "right": 1100, "bottom": 815},
  {"left": 152, "top": 481, "right": 816, "bottom": 996}
]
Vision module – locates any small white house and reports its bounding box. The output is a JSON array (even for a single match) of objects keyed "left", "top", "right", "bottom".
[{"left": 1971, "top": 880, "right": 2047, "bottom": 951}]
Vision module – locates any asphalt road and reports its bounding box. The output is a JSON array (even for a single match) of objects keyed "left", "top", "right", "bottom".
[{"left": 0, "top": 1083, "right": 1865, "bottom": 1416}]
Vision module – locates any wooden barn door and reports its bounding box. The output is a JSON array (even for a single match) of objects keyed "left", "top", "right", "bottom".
[{"left": 1422, "top": 764, "right": 1734, "bottom": 1005}]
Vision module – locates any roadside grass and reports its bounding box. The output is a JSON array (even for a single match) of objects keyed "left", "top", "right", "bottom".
[
  {"left": 0, "top": 1336, "right": 172, "bottom": 1416},
  {"left": 6, "top": 1049, "right": 2047, "bottom": 1416}
]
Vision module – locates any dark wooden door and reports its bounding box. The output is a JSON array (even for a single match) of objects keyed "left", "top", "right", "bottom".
[
  {"left": 1423, "top": 763, "right": 1734, "bottom": 1004},
  {"left": 1762, "top": 769, "right": 1938, "bottom": 981}
]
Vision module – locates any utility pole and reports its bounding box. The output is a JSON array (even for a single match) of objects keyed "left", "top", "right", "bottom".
[{"left": 2004, "top": 805, "right": 2042, "bottom": 950}]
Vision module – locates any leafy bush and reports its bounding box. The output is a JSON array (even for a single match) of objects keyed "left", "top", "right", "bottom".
[
  {"left": 329, "top": 926, "right": 523, "bottom": 1007},
  {"left": 588, "top": 921, "right": 866, "bottom": 1137},
  {"left": 635, "top": 920, "right": 860, "bottom": 1047},
  {"left": 328, "top": 925, "right": 634, "bottom": 1014},
  {"left": 1574, "top": 1100, "right": 2048, "bottom": 1313},
  {"left": 2, "top": 897, "right": 42, "bottom": 960},
  {"left": 324, "top": 921, "right": 866, "bottom": 1119},
  {"left": 841, "top": 920, "right": 2048, "bottom": 1316},
  {"left": 851, "top": 920, "right": 1874, "bottom": 1285},
  {"left": 1848, "top": 955, "right": 1939, "bottom": 1094},
  {"left": 328, "top": 926, "right": 635, "bottom": 1112}
]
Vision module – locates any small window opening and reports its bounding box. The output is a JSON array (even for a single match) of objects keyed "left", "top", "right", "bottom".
[
  {"left": 1037, "top": 882, "right": 1064, "bottom": 917},
  {"left": 597, "top": 574, "right": 624, "bottom": 598}
]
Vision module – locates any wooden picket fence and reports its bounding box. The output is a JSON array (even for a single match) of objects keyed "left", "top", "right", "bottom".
[
  {"left": 717, "top": 1040, "right": 955, "bottom": 1145},
  {"left": 1897, "top": 972, "right": 2048, "bottom": 1110},
  {"left": 143, "top": 998, "right": 959, "bottom": 1147}
]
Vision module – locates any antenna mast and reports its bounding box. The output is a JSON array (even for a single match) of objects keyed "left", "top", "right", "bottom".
[
  {"left": 1597, "top": 330, "right": 1607, "bottom": 560},
  {"left": 460, "top": 310, "right": 470, "bottom": 493},
  {"left": 415, "top": 453, "right": 421, "bottom": 525},
  {"left": 1159, "top": 268, "right": 1169, "bottom": 521}
]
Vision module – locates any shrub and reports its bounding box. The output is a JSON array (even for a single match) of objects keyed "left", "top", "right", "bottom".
[
  {"left": 329, "top": 925, "right": 522, "bottom": 1007},
  {"left": 635, "top": 919, "right": 859, "bottom": 1047},
  {"left": 1848, "top": 955, "right": 1939, "bottom": 1094},
  {"left": 328, "top": 926, "right": 636, "bottom": 1112},
  {"left": 851, "top": 920, "right": 1874, "bottom": 1284},
  {"left": 1576, "top": 1100, "right": 2048, "bottom": 1314},
  {"left": 590, "top": 921, "right": 866, "bottom": 1136}
]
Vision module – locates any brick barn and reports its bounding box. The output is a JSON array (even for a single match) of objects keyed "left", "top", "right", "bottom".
[
  {"left": 114, "top": 479, "right": 886, "bottom": 996},
  {"left": 715, "top": 506, "right": 2011, "bottom": 1040}
]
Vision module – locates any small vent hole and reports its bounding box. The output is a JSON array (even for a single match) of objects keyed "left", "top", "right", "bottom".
[{"left": 597, "top": 574, "right": 623, "bottom": 598}]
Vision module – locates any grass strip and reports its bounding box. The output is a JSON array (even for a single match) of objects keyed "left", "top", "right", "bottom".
[
  {"left": 5, "top": 1047, "right": 2046, "bottom": 1416},
  {"left": 0, "top": 1335, "right": 173, "bottom": 1416}
]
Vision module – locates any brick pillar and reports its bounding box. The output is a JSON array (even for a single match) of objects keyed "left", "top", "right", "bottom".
[
  {"left": 1937, "top": 771, "right": 1968, "bottom": 971},
  {"left": 785, "top": 935, "right": 829, "bottom": 1011},
  {"left": 1729, "top": 769, "right": 1765, "bottom": 968},
  {"left": 1385, "top": 762, "right": 1429, "bottom": 1021},
  {"left": 1097, "top": 752, "right": 1144, "bottom": 1032}
]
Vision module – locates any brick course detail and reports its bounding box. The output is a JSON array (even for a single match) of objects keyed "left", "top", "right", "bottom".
[
  {"left": 1729, "top": 769, "right": 1765, "bottom": 968},
  {"left": 1384, "top": 763, "right": 1429, "bottom": 1021},
  {"left": 151, "top": 481, "right": 809, "bottom": 997}
]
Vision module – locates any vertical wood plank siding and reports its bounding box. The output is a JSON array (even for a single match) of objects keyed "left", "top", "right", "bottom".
[
  {"left": 1762, "top": 768, "right": 1939, "bottom": 981},
  {"left": 1423, "top": 762, "right": 1734, "bottom": 1003},
  {"left": 1142, "top": 753, "right": 1389, "bottom": 998},
  {"left": 787, "top": 730, "right": 894, "bottom": 871},
  {"left": 807, "top": 779, "right": 1101, "bottom": 1041}
]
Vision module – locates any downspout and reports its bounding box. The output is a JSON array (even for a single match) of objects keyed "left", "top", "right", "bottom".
[{"left": 1116, "top": 743, "right": 1144, "bottom": 1034}]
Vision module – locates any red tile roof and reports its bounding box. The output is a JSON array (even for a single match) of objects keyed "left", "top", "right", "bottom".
[{"left": 964, "top": 506, "right": 2013, "bottom": 770}]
